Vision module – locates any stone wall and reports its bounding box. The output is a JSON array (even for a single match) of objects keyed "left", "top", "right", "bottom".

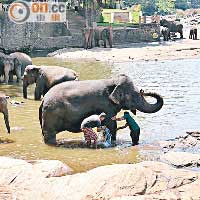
[
  {"left": 0, "top": 13, "right": 83, "bottom": 52},
  {"left": 0, "top": 12, "right": 160, "bottom": 52},
  {"left": 113, "top": 24, "right": 160, "bottom": 44}
]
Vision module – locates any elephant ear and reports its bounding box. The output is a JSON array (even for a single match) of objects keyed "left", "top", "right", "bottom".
[
  {"left": 109, "top": 74, "right": 131, "bottom": 105},
  {"left": 109, "top": 84, "right": 124, "bottom": 105}
]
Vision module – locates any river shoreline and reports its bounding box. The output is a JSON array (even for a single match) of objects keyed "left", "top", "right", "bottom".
[
  {"left": 49, "top": 39, "right": 200, "bottom": 63},
  {"left": 1, "top": 132, "right": 200, "bottom": 200}
]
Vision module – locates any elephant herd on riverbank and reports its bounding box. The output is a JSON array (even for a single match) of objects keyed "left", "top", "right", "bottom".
[
  {"left": 0, "top": 52, "right": 164, "bottom": 146},
  {"left": 82, "top": 26, "right": 113, "bottom": 49}
]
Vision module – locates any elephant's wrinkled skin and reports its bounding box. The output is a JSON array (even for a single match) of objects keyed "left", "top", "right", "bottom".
[
  {"left": 4, "top": 52, "right": 32, "bottom": 83},
  {"left": 160, "top": 19, "right": 183, "bottom": 39},
  {"left": 0, "top": 93, "right": 10, "bottom": 133},
  {"left": 23, "top": 65, "right": 78, "bottom": 100},
  {"left": 39, "top": 74, "right": 164, "bottom": 144},
  {"left": 94, "top": 26, "right": 113, "bottom": 48}
]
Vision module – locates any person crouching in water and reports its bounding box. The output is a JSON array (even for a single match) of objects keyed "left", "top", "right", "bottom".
[
  {"left": 99, "top": 126, "right": 112, "bottom": 148},
  {"left": 112, "top": 111, "right": 140, "bottom": 146},
  {"left": 81, "top": 113, "right": 111, "bottom": 148}
]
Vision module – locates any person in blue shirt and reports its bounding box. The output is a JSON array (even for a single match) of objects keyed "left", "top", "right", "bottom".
[
  {"left": 112, "top": 111, "right": 140, "bottom": 146},
  {"left": 100, "top": 126, "right": 112, "bottom": 148}
]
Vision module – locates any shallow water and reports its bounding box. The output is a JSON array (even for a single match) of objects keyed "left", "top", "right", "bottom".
[
  {"left": 0, "top": 57, "right": 141, "bottom": 173},
  {"left": 114, "top": 59, "right": 200, "bottom": 144},
  {"left": 0, "top": 57, "right": 199, "bottom": 172}
]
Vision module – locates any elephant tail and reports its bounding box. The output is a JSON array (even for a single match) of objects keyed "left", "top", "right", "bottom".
[{"left": 39, "top": 101, "right": 43, "bottom": 128}]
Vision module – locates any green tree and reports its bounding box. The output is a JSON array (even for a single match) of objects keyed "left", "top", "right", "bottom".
[
  {"left": 175, "top": 0, "right": 190, "bottom": 10},
  {"left": 156, "top": 0, "right": 176, "bottom": 14}
]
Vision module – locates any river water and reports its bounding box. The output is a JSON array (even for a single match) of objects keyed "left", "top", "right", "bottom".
[
  {"left": 0, "top": 57, "right": 199, "bottom": 173},
  {"left": 114, "top": 59, "right": 200, "bottom": 143}
]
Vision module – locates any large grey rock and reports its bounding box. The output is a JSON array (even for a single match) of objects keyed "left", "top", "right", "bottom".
[
  {"left": 29, "top": 160, "right": 73, "bottom": 177},
  {"left": 1, "top": 157, "right": 200, "bottom": 200},
  {"left": 161, "top": 151, "right": 200, "bottom": 167},
  {"left": 159, "top": 131, "right": 200, "bottom": 151},
  {"left": 0, "top": 157, "right": 73, "bottom": 186}
]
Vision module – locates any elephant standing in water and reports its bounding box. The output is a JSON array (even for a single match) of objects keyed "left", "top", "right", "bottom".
[
  {"left": 23, "top": 65, "right": 78, "bottom": 100},
  {"left": 39, "top": 74, "right": 164, "bottom": 144},
  {"left": 3, "top": 52, "right": 32, "bottom": 83},
  {"left": 160, "top": 19, "right": 183, "bottom": 39},
  {"left": 0, "top": 93, "right": 10, "bottom": 133}
]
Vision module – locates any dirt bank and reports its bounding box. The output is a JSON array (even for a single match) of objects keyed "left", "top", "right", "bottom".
[{"left": 50, "top": 39, "right": 200, "bottom": 63}]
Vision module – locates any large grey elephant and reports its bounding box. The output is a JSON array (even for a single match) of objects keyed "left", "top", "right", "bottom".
[
  {"left": 82, "top": 27, "right": 94, "bottom": 49},
  {"left": 0, "top": 93, "right": 10, "bottom": 133},
  {"left": 39, "top": 74, "right": 164, "bottom": 144},
  {"left": 94, "top": 26, "right": 113, "bottom": 48},
  {"left": 161, "top": 26, "right": 170, "bottom": 41},
  {"left": 3, "top": 52, "right": 32, "bottom": 83},
  {"left": 0, "top": 52, "right": 6, "bottom": 80},
  {"left": 23, "top": 65, "right": 78, "bottom": 100},
  {"left": 160, "top": 19, "right": 183, "bottom": 39}
]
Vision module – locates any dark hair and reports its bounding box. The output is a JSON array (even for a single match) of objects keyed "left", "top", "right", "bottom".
[{"left": 124, "top": 111, "right": 129, "bottom": 115}]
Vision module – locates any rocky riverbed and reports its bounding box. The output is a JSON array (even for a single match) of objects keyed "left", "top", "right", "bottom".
[{"left": 1, "top": 132, "right": 200, "bottom": 200}]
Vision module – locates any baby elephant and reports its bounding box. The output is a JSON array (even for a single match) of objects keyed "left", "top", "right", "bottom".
[
  {"left": 23, "top": 65, "right": 78, "bottom": 100},
  {"left": 0, "top": 93, "right": 10, "bottom": 133}
]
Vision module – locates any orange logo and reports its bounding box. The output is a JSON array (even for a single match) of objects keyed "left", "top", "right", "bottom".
[{"left": 8, "top": 1, "right": 30, "bottom": 24}]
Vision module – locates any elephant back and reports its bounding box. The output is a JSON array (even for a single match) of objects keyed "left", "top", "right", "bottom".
[
  {"left": 162, "top": 19, "right": 183, "bottom": 33},
  {"left": 10, "top": 52, "right": 32, "bottom": 75},
  {"left": 40, "top": 66, "right": 77, "bottom": 88}
]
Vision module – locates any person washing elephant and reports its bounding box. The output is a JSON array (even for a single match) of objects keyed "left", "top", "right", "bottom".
[
  {"left": 112, "top": 111, "right": 140, "bottom": 146},
  {"left": 81, "top": 113, "right": 111, "bottom": 148}
]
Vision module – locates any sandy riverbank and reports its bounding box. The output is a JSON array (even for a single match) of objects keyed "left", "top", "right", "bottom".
[{"left": 50, "top": 39, "right": 200, "bottom": 63}]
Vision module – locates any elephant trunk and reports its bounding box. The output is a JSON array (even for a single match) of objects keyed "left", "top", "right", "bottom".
[
  {"left": 109, "top": 26, "right": 113, "bottom": 48},
  {"left": 23, "top": 79, "right": 28, "bottom": 99},
  {"left": 4, "top": 64, "right": 10, "bottom": 84},
  {"left": 3, "top": 109, "right": 10, "bottom": 133},
  {"left": 136, "top": 92, "right": 164, "bottom": 113}
]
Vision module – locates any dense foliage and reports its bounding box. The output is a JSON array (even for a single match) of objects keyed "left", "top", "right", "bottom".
[{"left": 125, "top": 0, "right": 200, "bottom": 15}]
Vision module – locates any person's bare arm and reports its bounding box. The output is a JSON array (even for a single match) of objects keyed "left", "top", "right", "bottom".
[
  {"left": 112, "top": 116, "right": 124, "bottom": 121},
  {"left": 117, "top": 123, "right": 128, "bottom": 131}
]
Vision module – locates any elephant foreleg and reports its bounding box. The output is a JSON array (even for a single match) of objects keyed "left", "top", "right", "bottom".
[
  {"left": 180, "top": 31, "right": 183, "bottom": 39},
  {"left": 15, "top": 68, "right": 22, "bottom": 83},
  {"left": 9, "top": 72, "right": 13, "bottom": 82},
  {"left": 35, "top": 77, "right": 45, "bottom": 100},
  {"left": 42, "top": 129, "right": 56, "bottom": 144},
  {"left": 103, "top": 40, "right": 107, "bottom": 48},
  {"left": 34, "top": 84, "right": 43, "bottom": 100},
  {"left": 106, "top": 120, "right": 117, "bottom": 142}
]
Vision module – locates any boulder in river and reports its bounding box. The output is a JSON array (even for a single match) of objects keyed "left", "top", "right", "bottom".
[
  {"left": 159, "top": 131, "right": 200, "bottom": 152},
  {"left": 161, "top": 151, "right": 200, "bottom": 168}
]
